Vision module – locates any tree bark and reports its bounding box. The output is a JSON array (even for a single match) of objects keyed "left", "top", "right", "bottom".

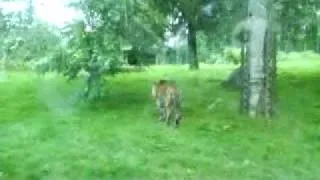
[
  {"left": 187, "top": 22, "right": 199, "bottom": 70},
  {"left": 247, "top": 12, "right": 267, "bottom": 117},
  {"left": 306, "top": 23, "right": 317, "bottom": 51},
  {"left": 241, "top": 0, "right": 277, "bottom": 118},
  {"left": 262, "top": 8, "right": 277, "bottom": 118},
  {"left": 240, "top": 40, "right": 249, "bottom": 113},
  {"left": 0, "top": 52, "right": 7, "bottom": 82}
]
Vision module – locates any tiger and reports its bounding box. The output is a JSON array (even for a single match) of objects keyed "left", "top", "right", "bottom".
[{"left": 151, "top": 79, "right": 182, "bottom": 127}]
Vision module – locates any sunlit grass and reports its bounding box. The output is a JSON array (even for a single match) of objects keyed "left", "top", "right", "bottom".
[{"left": 0, "top": 58, "right": 320, "bottom": 179}]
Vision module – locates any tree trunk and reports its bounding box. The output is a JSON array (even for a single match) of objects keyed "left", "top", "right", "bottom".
[
  {"left": 187, "top": 22, "right": 199, "bottom": 70},
  {"left": 241, "top": 0, "right": 277, "bottom": 118},
  {"left": 0, "top": 52, "right": 7, "bottom": 82},
  {"left": 317, "top": 16, "right": 320, "bottom": 53},
  {"left": 262, "top": 10, "right": 277, "bottom": 118},
  {"left": 240, "top": 40, "right": 249, "bottom": 113},
  {"left": 247, "top": 10, "right": 267, "bottom": 118},
  {"left": 306, "top": 23, "right": 317, "bottom": 51},
  {"left": 280, "top": 23, "right": 289, "bottom": 52},
  {"left": 221, "top": 66, "right": 243, "bottom": 89}
]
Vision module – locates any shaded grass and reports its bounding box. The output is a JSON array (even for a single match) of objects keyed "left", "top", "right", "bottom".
[{"left": 0, "top": 60, "right": 320, "bottom": 179}]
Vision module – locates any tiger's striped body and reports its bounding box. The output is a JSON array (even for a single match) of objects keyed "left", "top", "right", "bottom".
[{"left": 152, "top": 79, "right": 182, "bottom": 127}]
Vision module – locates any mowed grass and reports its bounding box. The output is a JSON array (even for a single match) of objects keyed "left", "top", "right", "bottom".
[{"left": 0, "top": 59, "right": 320, "bottom": 180}]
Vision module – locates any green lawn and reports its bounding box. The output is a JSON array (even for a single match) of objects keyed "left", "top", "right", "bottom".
[{"left": 0, "top": 59, "right": 320, "bottom": 179}]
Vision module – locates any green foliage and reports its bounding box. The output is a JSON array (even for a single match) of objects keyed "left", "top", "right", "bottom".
[
  {"left": 275, "top": 0, "right": 320, "bottom": 51},
  {"left": 222, "top": 47, "right": 241, "bottom": 65},
  {"left": 197, "top": 32, "right": 242, "bottom": 64},
  {"left": 0, "top": 6, "right": 62, "bottom": 64},
  {"left": 58, "top": 0, "right": 169, "bottom": 101},
  {"left": 0, "top": 59, "right": 320, "bottom": 179}
]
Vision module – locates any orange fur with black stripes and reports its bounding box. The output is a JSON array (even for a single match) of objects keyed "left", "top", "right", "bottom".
[{"left": 152, "top": 79, "right": 182, "bottom": 127}]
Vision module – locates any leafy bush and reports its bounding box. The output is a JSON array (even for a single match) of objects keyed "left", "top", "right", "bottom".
[{"left": 222, "top": 47, "right": 241, "bottom": 65}]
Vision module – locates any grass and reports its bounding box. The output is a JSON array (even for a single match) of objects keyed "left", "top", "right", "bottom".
[{"left": 0, "top": 59, "right": 320, "bottom": 180}]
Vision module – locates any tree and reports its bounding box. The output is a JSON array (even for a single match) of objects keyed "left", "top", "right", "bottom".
[
  {"left": 61, "top": 0, "right": 167, "bottom": 101},
  {"left": 240, "top": 0, "right": 277, "bottom": 118},
  {"left": 148, "top": 0, "right": 204, "bottom": 70}
]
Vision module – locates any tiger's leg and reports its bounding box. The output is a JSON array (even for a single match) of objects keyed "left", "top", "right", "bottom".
[
  {"left": 159, "top": 107, "right": 165, "bottom": 121},
  {"left": 174, "top": 110, "right": 182, "bottom": 127},
  {"left": 157, "top": 97, "right": 165, "bottom": 121},
  {"left": 174, "top": 100, "right": 182, "bottom": 128},
  {"left": 165, "top": 92, "right": 174, "bottom": 125},
  {"left": 165, "top": 106, "right": 172, "bottom": 125}
]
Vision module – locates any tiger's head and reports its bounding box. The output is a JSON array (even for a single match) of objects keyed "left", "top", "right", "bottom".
[{"left": 151, "top": 79, "right": 168, "bottom": 99}]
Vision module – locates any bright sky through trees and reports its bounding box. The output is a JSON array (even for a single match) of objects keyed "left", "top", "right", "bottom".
[{"left": 0, "top": 0, "right": 81, "bottom": 27}]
